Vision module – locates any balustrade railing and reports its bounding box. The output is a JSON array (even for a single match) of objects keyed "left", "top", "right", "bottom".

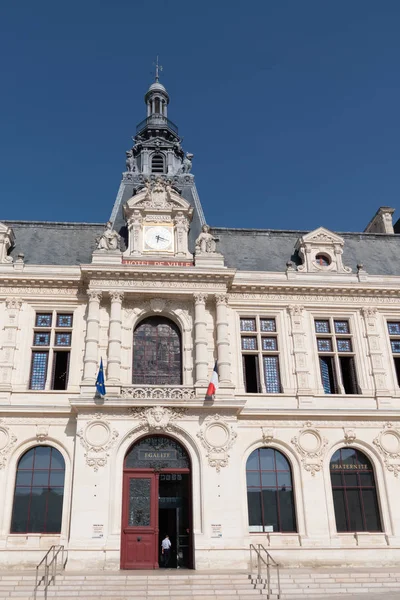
[
  {"left": 136, "top": 114, "right": 179, "bottom": 135},
  {"left": 121, "top": 385, "right": 195, "bottom": 400}
]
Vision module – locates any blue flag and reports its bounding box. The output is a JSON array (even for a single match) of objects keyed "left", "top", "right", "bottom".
[{"left": 95, "top": 358, "right": 106, "bottom": 396}]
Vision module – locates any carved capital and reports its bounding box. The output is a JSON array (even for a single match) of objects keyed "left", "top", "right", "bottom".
[
  {"left": 194, "top": 293, "right": 208, "bottom": 304},
  {"left": 109, "top": 291, "right": 124, "bottom": 303},
  {"left": 361, "top": 307, "right": 377, "bottom": 319},
  {"left": 215, "top": 294, "right": 228, "bottom": 306},
  {"left": 287, "top": 305, "right": 304, "bottom": 317},
  {"left": 87, "top": 290, "right": 102, "bottom": 302}
]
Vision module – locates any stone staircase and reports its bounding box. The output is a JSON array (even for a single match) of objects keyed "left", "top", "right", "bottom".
[{"left": 1, "top": 568, "right": 400, "bottom": 599}]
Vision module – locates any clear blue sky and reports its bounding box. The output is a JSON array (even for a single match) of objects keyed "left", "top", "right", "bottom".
[{"left": 1, "top": 1, "right": 400, "bottom": 232}]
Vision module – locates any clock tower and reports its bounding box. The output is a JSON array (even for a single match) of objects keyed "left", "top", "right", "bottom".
[{"left": 108, "top": 69, "right": 205, "bottom": 258}]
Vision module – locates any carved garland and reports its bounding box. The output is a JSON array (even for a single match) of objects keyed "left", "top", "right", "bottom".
[
  {"left": 0, "top": 420, "right": 17, "bottom": 469},
  {"left": 77, "top": 413, "right": 119, "bottom": 471},
  {"left": 373, "top": 422, "right": 400, "bottom": 477},
  {"left": 291, "top": 422, "right": 328, "bottom": 476}
]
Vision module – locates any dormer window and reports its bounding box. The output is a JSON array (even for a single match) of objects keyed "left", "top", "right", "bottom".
[
  {"left": 151, "top": 154, "right": 165, "bottom": 173},
  {"left": 295, "top": 227, "right": 351, "bottom": 274}
]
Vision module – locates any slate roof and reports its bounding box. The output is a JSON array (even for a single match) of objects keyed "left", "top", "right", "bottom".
[
  {"left": 211, "top": 227, "right": 400, "bottom": 276},
  {"left": 3, "top": 219, "right": 400, "bottom": 277}
]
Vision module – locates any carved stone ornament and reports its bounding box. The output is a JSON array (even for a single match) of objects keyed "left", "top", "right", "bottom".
[
  {"left": 149, "top": 298, "right": 167, "bottom": 313},
  {"left": 129, "top": 406, "right": 187, "bottom": 434},
  {"left": 261, "top": 428, "right": 275, "bottom": 445},
  {"left": 343, "top": 428, "right": 357, "bottom": 445},
  {"left": 195, "top": 224, "right": 217, "bottom": 255},
  {"left": 5, "top": 298, "right": 22, "bottom": 311},
  {"left": 77, "top": 413, "right": 119, "bottom": 472},
  {"left": 0, "top": 421, "right": 17, "bottom": 469},
  {"left": 36, "top": 425, "right": 49, "bottom": 443},
  {"left": 0, "top": 222, "right": 15, "bottom": 264},
  {"left": 295, "top": 227, "right": 351, "bottom": 274},
  {"left": 121, "top": 386, "right": 195, "bottom": 400},
  {"left": 373, "top": 423, "right": 400, "bottom": 477},
  {"left": 197, "top": 414, "right": 237, "bottom": 472},
  {"left": 291, "top": 422, "right": 328, "bottom": 476}
]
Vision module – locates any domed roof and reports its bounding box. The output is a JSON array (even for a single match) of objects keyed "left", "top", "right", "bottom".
[{"left": 145, "top": 81, "right": 169, "bottom": 102}]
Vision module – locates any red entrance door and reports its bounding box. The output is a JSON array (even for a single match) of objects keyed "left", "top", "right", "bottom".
[{"left": 121, "top": 472, "right": 159, "bottom": 569}]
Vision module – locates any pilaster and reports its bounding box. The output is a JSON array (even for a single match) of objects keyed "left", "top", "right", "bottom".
[
  {"left": 0, "top": 298, "right": 22, "bottom": 391},
  {"left": 287, "top": 305, "right": 312, "bottom": 405},
  {"left": 82, "top": 291, "right": 102, "bottom": 383},
  {"left": 361, "top": 307, "right": 390, "bottom": 406}
]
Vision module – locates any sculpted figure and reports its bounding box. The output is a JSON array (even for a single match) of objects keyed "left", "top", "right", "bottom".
[
  {"left": 195, "top": 224, "right": 216, "bottom": 254},
  {"left": 125, "top": 150, "right": 136, "bottom": 172},
  {"left": 96, "top": 221, "right": 121, "bottom": 251},
  {"left": 180, "top": 152, "right": 193, "bottom": 173}
]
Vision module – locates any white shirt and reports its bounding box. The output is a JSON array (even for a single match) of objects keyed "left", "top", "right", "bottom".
[{"left": 161, "top": 538, "right": 171, "bottom": 550}]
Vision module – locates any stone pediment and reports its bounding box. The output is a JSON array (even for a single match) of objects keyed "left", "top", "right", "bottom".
[
  {"left": 299, "top": 227, "right": 344, "bottom": 246},
  {"left": 124, "top": 177, "right": 193, "bottom": 219}
]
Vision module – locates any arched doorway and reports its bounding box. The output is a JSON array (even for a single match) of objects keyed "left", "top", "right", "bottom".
[{"left": 121, "top": 435, "right": 193, "bottom": 570}]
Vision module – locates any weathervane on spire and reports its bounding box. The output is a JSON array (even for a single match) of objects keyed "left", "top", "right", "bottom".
[{"left": 153, "top": 56, "right": 163, "bottom": 82}]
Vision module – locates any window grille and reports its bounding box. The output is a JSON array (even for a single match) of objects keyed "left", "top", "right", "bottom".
[
  {"left": 314, "top": 318, "right": 359, "bottom": 394},
  {"left": 240, "top": 316, "right": 282, "bottom": 393}
]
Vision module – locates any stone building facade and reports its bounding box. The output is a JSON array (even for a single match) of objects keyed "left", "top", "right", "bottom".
[{"left": 1, "top": 77, "right": 400, "bottom": 571}]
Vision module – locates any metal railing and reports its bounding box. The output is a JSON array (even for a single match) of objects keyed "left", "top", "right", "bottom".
[
  {"left": 34, "top": 545, "right": 66, "bottom": 599},
  {"left": 136, "top": 114, "right": 179, "bottom": 135},
  {"left": 249, "top": 543, "right": 281, "bottom": 599}
]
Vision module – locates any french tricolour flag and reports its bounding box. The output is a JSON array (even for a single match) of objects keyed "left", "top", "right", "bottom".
[{"left": 206, "top": 361, "right": 219, "bottom": 397}]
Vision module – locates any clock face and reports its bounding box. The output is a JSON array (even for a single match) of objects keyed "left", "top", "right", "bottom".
[{"left": 144, "top": 226, "right": 173, "bottom": 251}]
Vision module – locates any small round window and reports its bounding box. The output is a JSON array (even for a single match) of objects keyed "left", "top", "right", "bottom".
[{"left": 315, "top": 254, "right": 331, "bottom": 267}]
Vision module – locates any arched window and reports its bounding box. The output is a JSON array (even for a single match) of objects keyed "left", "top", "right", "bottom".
[
  {"left": 11, "top": 446, "right": 65, "bottom": 533},
  {"left": 151, "top": 154, "right": 165, "bottom": 173},
  {"left": 133, "top": 317, "right": 182, "bottom": 385},
  {"left": 246, "top": 447, "right": 297, "bottom": 533},
  {"left": 330, "top": 447, "right": 382, "bottom": 532}
]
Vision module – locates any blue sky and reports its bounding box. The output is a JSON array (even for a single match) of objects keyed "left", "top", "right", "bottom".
[{"left": 1, "top": 1, "right": 400, "bottom": 232}]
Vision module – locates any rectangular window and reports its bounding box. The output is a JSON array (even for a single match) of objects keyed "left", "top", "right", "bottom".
[
  {"left": 387, "top": 322, "right": 400, "bottom": 387},
  {"left": 30, "top": 312, "right": 73, "bottom": 390},
  {"left": 315, "top": 318, "right": 360, "bottom": 394},
  {"left": 240, "top": 316, "right": 282, "bottom": 393}
]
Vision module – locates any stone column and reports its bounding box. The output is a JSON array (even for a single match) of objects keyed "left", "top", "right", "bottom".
[
  {"left": 83, "top": 291, "right": 102, "bottom": 382},
  {"left": 107, "top": 291, "right": 124, "bottom": 383},
  {"left": 194, "top": 293, "right": 208, "bottom": 385},
  {"left": 361, "top": 307, "right": 389, "bottom": 403},
  {"left": 215, "top": 294, "right": 231, "bottom": 384},
  {"left": 0, "top": 298, "right": 22, "bottom": 391}
]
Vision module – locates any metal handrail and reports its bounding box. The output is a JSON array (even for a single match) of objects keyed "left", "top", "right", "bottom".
[
  {"left": 34, "top": 545, "right": 66, "bottom": 599},
  {"left": 136, "top": 114, "right": 179, "bottom": 135},
  {"left": 249, "top": 543, "right": 281, "bottom": 599}
]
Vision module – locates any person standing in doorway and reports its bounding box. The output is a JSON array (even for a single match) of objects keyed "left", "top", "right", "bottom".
[{"left": 161, "top": 534, "right": 171, "bottom": 568}]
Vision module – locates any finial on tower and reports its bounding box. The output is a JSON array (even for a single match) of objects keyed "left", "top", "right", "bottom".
[{"left": 153, "top": 56, "right": 163, "bottom": 82}]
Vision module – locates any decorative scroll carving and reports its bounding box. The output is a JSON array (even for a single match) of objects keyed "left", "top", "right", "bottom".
[
  {"left": 121, "top": 386, "right": 195, "bottom": 400},
  {"left": 373, "top": 423, "right": 400, "bottom": 477},
  {"left": 87, "top": 290, "right": 102, "bottom": 302},
  {"left": 109, "top": 291, "right": 124, "bottom": 302},
  {"left": 0, "top": 421, "right": 17, "bottom": 469},
  {"left": 197, "top": 414, "right": 237, "bottom": 472},
  {"left": 291, "top": 422, "right": 328, "bottom": 476},
  {"left": 77, "top": 414, "right": 119, "bottom": 471},
  {"left": 261, "top": 428, "right": 275, "bottom": 444},
  {"left": 36, "top": 425, "right": 49, "bottom": 443},
  {"left": 129, "top": 406, "right": 187, "bottom": 434},
  {"left": 343, "top": 428, "right": 357, "bottom": 445},
  {"left": 149, "top": 298, "right": 167, "bottom": 313},
  {"left": 5, "top": 298, "right": 22, "bottom": 310}
]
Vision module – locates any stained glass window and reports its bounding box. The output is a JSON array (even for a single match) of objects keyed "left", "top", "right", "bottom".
[
  {"left": 128, "top": 479, "right": 151, "bottom": 527},
  {"left": 11, "top": 446, "right": 65, "bottom": 533},
  {"left": 263, "top": 356, "right": 281, "bottom": 393},
  {"left": 260, "top": 319, "right": 276, "bottom": 332},
  {"left": 317, "top": 339, "right": 332, "bottom": 352},
  {"left": 132, "top": 317, "right": 182, "bottom": 385},
  {"left": 334, "top": 320, "right": 350, "bottom": 334},
  {"left": 388, "top": 322, "right": 400, "bottom": 336},
  {"left": 56, "top": 314, "right": 73, "bottom": 328},
  {"left": 55, "top": 333, "right": 71, "bottom": 347},
  {"left": 36, "top": 314, "right": 52, "bottom": 328},
  {"left": 330, "top": 448, "right": 381, "bottom": 532},
  {"left": 242, "top": 337, "right": 257, "bottom": 350},
  {"left": 262, "top": 338, "right": 277, "bottom": 351},
  {"left": 337, "top": 339, "right": 352, "bottom": 352},
  {"left": 33, "top": 332, "right": 50, "bottom": 346},
  {"left": 240, "top": 318, "right": 256, "bottom": 332},
  {"left": 315, "top": 320, "right": 330, "bottom": 334},
  {"left": 30, "top": 352, "right": 49, "bottom": 390},
  {"left": 246, "top": 448, "right": 297, "bottom": 533}
]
